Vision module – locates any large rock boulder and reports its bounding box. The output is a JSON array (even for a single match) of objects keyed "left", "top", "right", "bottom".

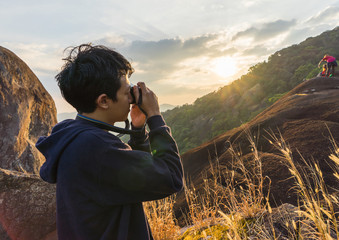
[
  {"left": 0, "top": 47, "right": 57, "bottom": 239},
  {"left": 0, "top": 168, "right": 56, "bottom": 240},
  {"left": 0, "top": 46, "right": 57, "bottom": 174}
]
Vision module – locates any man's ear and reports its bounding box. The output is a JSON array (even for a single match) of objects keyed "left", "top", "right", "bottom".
[{"left": 96, "top": 94, "right": 110, "bottom": 110}]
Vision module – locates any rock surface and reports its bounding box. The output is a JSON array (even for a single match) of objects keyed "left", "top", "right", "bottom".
[
  {"left": 0, "top": 46, "right": 57, "bottom": 174},
  {"left": 176, "top": 77, "right": 339, "bottom": 224},
  {"left": 0, "top": 168, "right": 56, "bottom": 240},
  {"left": 0, "top": 47, "right": 57, "bottom": 239}
]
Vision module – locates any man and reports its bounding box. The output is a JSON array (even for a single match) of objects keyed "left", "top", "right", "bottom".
[
  {"left": 318, "top": 54, "right": 337, "bottom": 77},
  {"left": 36, "top": 44, "right": 183, "bottom": 240}
]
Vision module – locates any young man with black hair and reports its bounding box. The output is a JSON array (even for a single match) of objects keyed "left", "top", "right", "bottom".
[{"left": 36, "top": 44, "right": 183, "bottom": 240}]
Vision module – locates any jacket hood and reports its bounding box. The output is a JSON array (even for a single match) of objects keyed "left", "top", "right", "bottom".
[{"left": 36, "top": 119, "right": 95, "bottom": 183}]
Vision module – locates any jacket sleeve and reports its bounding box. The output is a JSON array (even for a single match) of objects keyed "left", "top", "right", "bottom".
[
  {"left": 127, "top": 123, "right": 151, "bottom": 153},
  {"left": 97, "top": 115, "right": 184, "bottom": 206}
]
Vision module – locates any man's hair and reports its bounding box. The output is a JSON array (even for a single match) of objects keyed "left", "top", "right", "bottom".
[{"left": 56, "top": 44, "right": 134, "bottom": 113}]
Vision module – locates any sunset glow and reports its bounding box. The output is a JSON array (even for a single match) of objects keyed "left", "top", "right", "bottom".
[
  {"left": 1, "top": 0, "right": 337, "bottom": 114},
  {"left": 211, "top": 57, "right": 238, "bottom": 78}
]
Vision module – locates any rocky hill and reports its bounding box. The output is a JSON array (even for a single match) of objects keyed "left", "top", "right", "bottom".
[{"left": 174, "top": 76, "right": 339, "bottom": 223}]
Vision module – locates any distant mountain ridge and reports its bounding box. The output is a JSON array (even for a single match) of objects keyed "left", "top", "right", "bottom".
[
  {"left": 57, "top": 103, "right": 176, "bottom": 122},
  {"left": 163, "top": 26, "right": 339, "bottom": 153}
]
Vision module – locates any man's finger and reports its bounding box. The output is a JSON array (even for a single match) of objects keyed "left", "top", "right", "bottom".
[
  {"left": 133, "top": 86, "right": 140, "bottom": 102},
  {"left": 137, "top": 82, "right": 147, "bottom": 92}
]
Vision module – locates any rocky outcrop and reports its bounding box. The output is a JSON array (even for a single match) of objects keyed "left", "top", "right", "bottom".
[
  {"left": 0, "top": 47, "right": 57, "bottom": 239},
  {"left": 0, "top": 168, "right": 56, "bottom": 240},
  {"left": 176, "top": 77, "right": 339, "bottom": 224},
  {"left": 0, "top": 46, "right": 57, "bottom": 174}
]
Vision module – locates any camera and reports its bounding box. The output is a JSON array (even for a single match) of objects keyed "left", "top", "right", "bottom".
[{"left": 130, "top": 84, "right": 142, "bottom": 104}]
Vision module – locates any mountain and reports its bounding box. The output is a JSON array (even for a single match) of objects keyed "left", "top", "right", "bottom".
[
  {"left": 57, "top": 104, "right": 177, "bottom": 122},
  {"left": 163, "top": 26, "right": 339, "bottom": 153},
  {"left": 174, "top": 76, "right": 339, "bottom": 223},
  {"left": 160, "top": 103, "right": 176, "bottom": 112}
]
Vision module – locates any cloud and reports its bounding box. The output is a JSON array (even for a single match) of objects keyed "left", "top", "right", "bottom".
[
  {"left": 1, "top": 42, "right": 64, "bottom": 97},
  {"left": 94, "top": 33, "right": 245, "bottom": 105},
  {"left": 93, "top": 26, "right": 290, "bottom": 105},
  {"left": 126, "top": 34, "right": 220, "bottom": 61},
  {"left": 240, "top": 0, "right": 267, "bottom": 8},
  {"left": 94, "top": 34, "right": 127, "bottom": 48},
  {"left": 2, "top": 43, "right": 63, "bottom": 71},
  {"left": 3, "top": 34, "right": 242, "bottom": 108},
  {"left": 232, "top": 19, "right": 297, "bottom": 42},
  {"left": 242, "top": 45, "right": 270, "bottom": 56},
  {"left": 306, "top": 7, "right": 339, "bottom": 25},
  {"left": 280, "top": 27, "right": 313, "bottom": 46},
  {"left": 117, "top": 34, "right": 226, "bottom": 82}
]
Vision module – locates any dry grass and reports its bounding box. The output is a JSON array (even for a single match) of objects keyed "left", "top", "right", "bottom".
[
  {"left": 143, "top": 195, "right": 180, "bottom": 240},
  {"left": 143, "top": 129, "right": 339, "bottom": 239},
  {"left": 267, "top": 129, "right": 339, "bottom": 240}
]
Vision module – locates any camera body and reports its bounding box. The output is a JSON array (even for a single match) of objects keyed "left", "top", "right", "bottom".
[{"left": 130, "top": 84, "right": 142, "bottom": 104}]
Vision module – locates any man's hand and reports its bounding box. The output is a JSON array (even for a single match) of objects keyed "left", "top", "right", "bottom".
[
  {"left": 130, "top": 104, "right": 146, "bottom": 128},
  {"left": 137, "top": 82, "right": 160, "bottom": 118},
  {"left": 130, "top": 82, "right": 160, "bottom": 127}
]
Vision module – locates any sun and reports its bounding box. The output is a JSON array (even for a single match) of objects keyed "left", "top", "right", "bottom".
[{"left": 211, "top": 57, "right": 237, "bottom": 78}]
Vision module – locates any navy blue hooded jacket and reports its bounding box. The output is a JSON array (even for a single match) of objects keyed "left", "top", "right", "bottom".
[{"left": 36, "top": 115, "right": 183, "bottom": 240}]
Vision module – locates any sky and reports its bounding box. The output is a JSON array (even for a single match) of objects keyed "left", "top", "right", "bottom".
[{"left": 1, "top": 0, "right": 339, "bottom": 114}]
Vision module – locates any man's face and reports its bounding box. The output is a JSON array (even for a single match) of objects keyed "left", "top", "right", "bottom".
[{"left": 107, "top": 75, "right": 133, "bottom": 124}]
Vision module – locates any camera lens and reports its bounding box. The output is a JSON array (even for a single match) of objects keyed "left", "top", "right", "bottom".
[
  {"left": 130, "top": 84, "right": 142, "bottom": 104},
  {"left": 130, "top": 85, "right": 136, "bottom": 104}
]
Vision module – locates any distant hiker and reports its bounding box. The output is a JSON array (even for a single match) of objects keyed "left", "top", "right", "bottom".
[
  {"left": 35, "top": 44, "right": 183, "bottom": 240},
  {"left": 321, "top": 64, "right": 327, "bottom": 76},
  {"left": 318, "top": 54, "right": 337, "bottom": 77}
]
